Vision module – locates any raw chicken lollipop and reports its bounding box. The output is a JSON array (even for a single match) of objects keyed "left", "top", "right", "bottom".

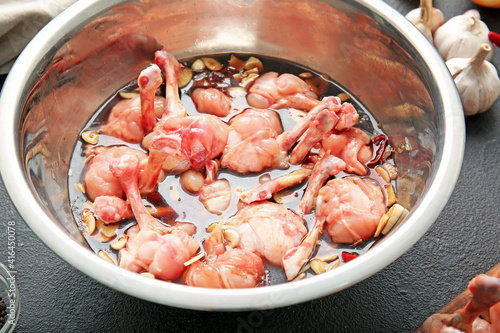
[
  {"left": 276, "top": 96, "right": 357, "bottom": 154},
  {"left": 282, "top": 172, "right": 385, "bottom": 280},
  {"left": 319, "top": 176, "right": 386, "bottom": 244},
  {"left": 111, "top": 154, "right": 199, "bottom": 281},
  {"left": 143, "top": 49, "right": 230, "bottom": 173},
  {"left": 220, "top": 97, "right": 358, "bottom": 174},
  {"left": 320, "top": 127, "right": 373, "bottom": 176},
  {"left": 297, "top": 155, "right": 347, "bottom": 215},
  {"left": 85, "top": 127, "right": 175, "bottom": 202},
  {"left": 147, "top": 114, "right": 229, "bottom": 173},
  {"left": 84, "top": 146, "right": 147, "bottom": 201},
  {"left": 153, "top": 48, "right": 187, "bottom": 122},
  {"left": 225, "top": 202, "right": 308, "bottom": 266},
  {"left": 92, "top": 134, "right": 181, "bottom": 223},
  {"left": 99, "top": 64, "right": 165, "bottom": 143},
  {"left": 247, "top": 72, "right": 319, "bottom": 111},
  {"left": 420, "top": 274, "right": 500, "bottom": 333},
  {"left": 282, "top": 191, "right": 330, "bottom": 280},
  {"left": 221, "top": 108, "right": 285, "bottom": 173},
  {"left": 182, "top": 219, "right": 265, "bottom": 288},
  {"left": 241, "top": 168, "right": 312, "bottom": 204}
]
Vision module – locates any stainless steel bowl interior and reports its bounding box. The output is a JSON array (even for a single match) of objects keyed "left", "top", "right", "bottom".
[{"left": 0, "top": 0, "right": 464, "bottom": 310}]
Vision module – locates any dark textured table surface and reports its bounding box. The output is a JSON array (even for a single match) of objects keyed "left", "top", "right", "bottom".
[{"left": 0, "top": 0, "right": 499, "bottom": 332}]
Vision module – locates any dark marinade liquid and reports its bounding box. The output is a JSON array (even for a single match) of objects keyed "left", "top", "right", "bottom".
[{"left": 68, "top": 53, "right": 393, "bottom": 286}]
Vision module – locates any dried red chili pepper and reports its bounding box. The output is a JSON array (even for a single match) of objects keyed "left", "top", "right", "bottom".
[
  {"left": 209, "top": 66, "right": 237, "bottom": 83},
  {"left": 341, "top": 251, "right": 359, "bottom": 262},
  {"left": 489, "top": 31, "right": 500, "bottom": 48},
  {"left": 366, "top": 134, "right": 388, "bottom": 168}
]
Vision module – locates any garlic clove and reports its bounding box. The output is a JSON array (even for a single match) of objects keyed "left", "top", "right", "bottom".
[
  {"left": 405, "top": 0, "right": 443, "bottom": 37},
  {"left": 434, "top": 10, "right": 493, "bottom": 61},
  {"left": 446, "top": 44, "right": 500, "bottom": 116}
]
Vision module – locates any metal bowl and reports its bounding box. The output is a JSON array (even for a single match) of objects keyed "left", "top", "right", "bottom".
[{"left": 0, "top": 0, "right": 464, "bottom": 310}]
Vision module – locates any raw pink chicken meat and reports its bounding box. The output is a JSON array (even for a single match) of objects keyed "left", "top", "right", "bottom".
[
  {"left": 191, "top": 88, "right": 232, "bottom": 117},
  {"left": 241, "top": 168, "right": 312, "bottom": 204},
  {"left": 320, "top": 127, "right": 373, "bottom": 176},
  {"left": 138, "top": 64, "right": 164, "bottom": 133},
  {"left": 140, "top": 51, "right": 229, "bottom": 172},
  {"left": 83, "top": 49, "right": 397, "bottom": 288},
  {"left": 84, "top": 146, "right": 148, "bottom": 201},
  {"left": 282, "top": 173, "right": 385, "bottom": 280},
  {"left": 182, "top": 219, "right": 265, "bottom": 288},
  {"left": 111, "top": 154, "right": 199, "bottom": 281},
  {"left": 420, "top": 274, "right": 500, "bottom": 333},
  {"left": 225, "top": 202, "right": 307, "bottom": 266},
  {"left": 99, "top": 64, "right": 165, "bottom": 143},
  {"left": 91, "top": 133, "right": 182, "bottom": 222},
  {"left": 148, "top": 114, "right": 229, "bottom": 172},
  {"left": 247, "top": 72, "right": 319, "bottom": 111},
  {"left": 221, "top": 108, "right": 285, "bottom": 174},
  {"left": 319, "top": 176, "right": 386, "bottom": 244},
  {"left": 85, "top": 128, "right": 173, "bottom": 201},
  {"left": 289, "top": 108, "right": 340, "bottom": 165},
  {"left": 93, "top": 196, "right": 133, "bottom": 224},
  {"left": 154, "top": 49, "right": 187, "bottom": 122},
  {"left": 297, "top": 155, "right": 347, "bottom": 215},
  {"left": 282, "top": 188, "right": 336, "bottom": 281},
  {"left": 276, "top": 97, "right": 357, "bottom": 154}
]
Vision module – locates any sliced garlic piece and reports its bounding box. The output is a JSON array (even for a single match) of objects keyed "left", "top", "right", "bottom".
[
  {"left": 184, "top": 252, "right": 205, "bottom": 267},
  {"left": 243, "top": 56, "right": 263, "bottom": 72},
  {"left": 82, "top": 131, "right": 99, "bottom": 145},
  {"left": 292, "top": 272, "right": 307, "bottom": 281},
  {"left": 95, "top": 233, "right": 112, "bottom": 243},
  {"left": 316, "top": 253, "right": 338, "bottom": 262},
  {"left": 81, "top": 210, "right": 95, "bottom": 235},
  {"left": 178, "top": 67, "right": 193, "bottom": 88},
  {"left": 385, "top": 184, "right": 396, "bottom": 207},
  {"left": 375, "top": 166, "right": 390, "bottom": 183},
  {"left": 310, "top": 259, "right": 327, "bottom": 274},
  {"left": 381, "top": 204, "right": 409, "bottom": 235},
  {"left": 383, "top": 164, "right": 398, "bottom": 180},
  {"left": 110, "top": 236, "right": 127, "bottom": 250},
  {"left": 298, "top": 72, "right": 313, "bottom": 79},
  {"left": 75, "top": 182, "right": 86, "bottom": 194},
  {"left": 226, "top": 86, "right": 247, "bottom": 98},
  {"left": 98, "top": 250, "right": 115, "bottom": 264},
  {"left": 328, "top": 260, "right": 340, "bottom": 271},
  {"left": 336, "top": 92, "right": 349, "bottom": 102},
  {"left": 96, "top": 219, "right": 118, "bottom": 238},
  {"left": 374, "top": 214, "right": 389, "bottom": 238},
  {"left": 202, "top": 57, "right": 223, "bottom": 71},
  {"left": 191, "top": 59, "right": 205, "bottom": 71},
  {"left": 305, "top": 75, "right": 329, "bottom": 95},
  {"left": 240, "top": 73, "right": 259, "bottom": 88},
  {"left": 119, "top": 91, "right": 140, "bottom": 99},
  {"left": 206, "top": 222, "right": 218, "bottom": 233},
  {"left": 140, "top": 272, "right": 156, "bottom": 279},
  {"left": 229, "top": 54, "right": 245, "bottom": 72},
  {"left": 223, "top": 228, "right": 240, "bottom": 248}
]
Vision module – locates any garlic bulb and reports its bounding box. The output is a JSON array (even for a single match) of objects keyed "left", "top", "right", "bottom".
[
  {"left": 434, "top": 10, "right": 493, "bottom": 61},
  {"left": 446, "top": 44, "right": 500, "bottom": 116},
  {"left": 406, "top": 0, "right": 444, "bottom": 35}
]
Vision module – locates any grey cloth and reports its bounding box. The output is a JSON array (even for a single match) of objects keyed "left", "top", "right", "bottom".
[{"left": 0, "top": 0, "right": 77, "bottom": 74}]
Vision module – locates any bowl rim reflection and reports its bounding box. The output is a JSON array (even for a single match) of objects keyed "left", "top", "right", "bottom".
[{"left": 0, "top": 0, "right": 465, "bottom": 310}]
